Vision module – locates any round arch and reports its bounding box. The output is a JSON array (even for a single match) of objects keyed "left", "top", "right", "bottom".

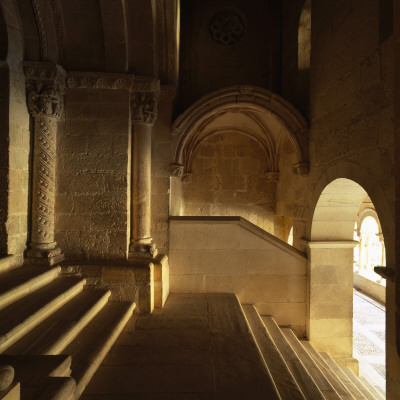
[
  {"left": 356, "top": 207, "right": 383, "bottom": 235},
  {"left": 308, "top": 161, "right": 394, "bottom": 264},
  {"left": 172, "top": 85, "right": 309, "bottom": 176},
  {"left": 306, "top": 161, "right": 394, "bottom": 361}
]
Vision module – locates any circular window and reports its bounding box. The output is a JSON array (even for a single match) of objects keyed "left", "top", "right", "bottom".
[{"left": 209, "top": 12, "right": 244, "bottom": 45}]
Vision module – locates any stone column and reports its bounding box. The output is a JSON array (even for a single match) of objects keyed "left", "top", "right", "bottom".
[
  {"left": 24, "top": 62, "right": 65, "bottom": 266},
  {"left": 377, "top": 233, "right": 386, "bottom": 266},
  {"left": 129, "top": 77, "right": 160, "bottom": 259},
  {"left": 307, "top": 240, "right": 359, "bottom": 372}
]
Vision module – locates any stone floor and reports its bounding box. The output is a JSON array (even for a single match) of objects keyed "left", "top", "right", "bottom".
[
  {"left": 81, "top": 293, "right": 277, "bottom": 399},
  {"left": 80, "top": 291, "right": 386, "bottom": 398},
  {"left": 353, "top": 289, "right": 386, "bottom": 394}
]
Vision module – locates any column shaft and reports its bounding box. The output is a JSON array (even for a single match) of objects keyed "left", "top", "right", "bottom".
[
  {"left": 128, "top": 77, "right": 160, "bottom": 259},
  {"left": 24, "top": 62, "right": 65, "bottom": 266},
  {"left": 132, "top": 123, "right": 152, "bottom": 245}
]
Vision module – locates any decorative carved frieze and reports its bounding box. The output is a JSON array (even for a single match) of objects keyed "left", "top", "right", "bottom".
[
  {"left": 24, "top": 62, "right": 66, "bottom": 119},
  {"left": 131, "top": 76, "right": 160, "bottom": 126},
  {"left": 67, "top": 72, "right": 134, "bottom": 90},
  {"left": 170, "top": 164, "right": 184, "bottom": 178}
]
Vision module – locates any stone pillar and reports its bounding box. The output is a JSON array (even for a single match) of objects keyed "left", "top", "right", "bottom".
[
  {"left": 24, "top": 62, "right": 65, "bottom": 266},
  {"left": 377, "top": 233, "right": 386, "bottom": 266},
  {"left": 129, "top": 77, "right": 160, "bottom": 259},
  {"left": 307, "top": 240, "right": 359, "bottom": 372}
]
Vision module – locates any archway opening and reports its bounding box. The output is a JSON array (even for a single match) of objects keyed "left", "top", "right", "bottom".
[
  {"left": 353, "top": 207, "right": 386, "bottom": 288},
  {"left": 170, "top": 85, "right": 309, "bottom": 240},
  {"left": 310, "top": 178, "right": 385, "bottom": 391}
]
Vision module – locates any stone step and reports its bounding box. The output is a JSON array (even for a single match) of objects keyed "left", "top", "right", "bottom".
[
  {"left": 243, "top": 305, "right": 305, "bottom": 400},
  {"left": 0, "top": 276, "right": 86, "bottom": 353},
  {"left": 64, "top": 301, "right": 136, "bottom": 399},
  {"left": 0, "top": 354, "right": 72, "bottom": 386},
  {"left": 320, "top": 353, "right": 368, "bottom": 400},
  {"left": 0, "top": 256, "right": 17, "bottom": 274},
  {"left": 6, "top": 289, "right": 111, "bottom": 356},
  {"left": 359, "top": 377, "right": 385, "bottom": 400},
  {"left": 22, "top": 376, "right": 76, "bottom": 400},
  {"left": 282, "top": 328, "right": 341, "bottom": 400},
  {"left": 300, "top": 341, "right": 357, "bottom": 400},
  {"left": 0, "top": 381, "right": 19, "bottom": 399},
  {"left": 341, "top": 367, "right": 378, "bottom": 400},
  {"left": 0, "top": 266, "right": 61, "bottom": 311},
  {"left": 261, "top": 316, "right": 325, "bottom": 400}
]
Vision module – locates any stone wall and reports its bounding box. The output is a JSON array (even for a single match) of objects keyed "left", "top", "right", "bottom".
[
  {"left": 303, "top": 0, "right": 396, "bottom": 394},
  {"left": 182, "top": 132, "right": 276, "bottom": 233},
  {"left": 169, "top": 217, "right": 307, "bottom": 336},
  {"left": 176, "top": 0, "right": 281, "bottom": 114},
  {"left": 56, "top": 88, "right": 130, "bottom": 260},
  {"left": 2, "top": 1, "right": 30, "bottom": 262}
]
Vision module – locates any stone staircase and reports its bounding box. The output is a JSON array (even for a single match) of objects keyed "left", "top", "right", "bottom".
[
  {"left": 0, "top": 256, "right": 136, "bottom": 400},
  {"left": 243, "top": 304, "right": 385, "bottom": 400},
  {"left": 0, "top": 253, "right": 385, "bottom": 399}
]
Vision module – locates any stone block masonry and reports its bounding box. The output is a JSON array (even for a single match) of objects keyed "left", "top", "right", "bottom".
[{"left": 56, "top": 85, "right": 131, "bottom": 260}]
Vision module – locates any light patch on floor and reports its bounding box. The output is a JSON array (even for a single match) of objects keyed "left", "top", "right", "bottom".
[{"left": 353, "top": 289, "right": 385, "bottom": 394}]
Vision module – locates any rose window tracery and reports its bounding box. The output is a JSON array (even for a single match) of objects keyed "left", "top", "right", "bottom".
[{"left": 209, "top": 12, "right": 244, "bottom": 45}]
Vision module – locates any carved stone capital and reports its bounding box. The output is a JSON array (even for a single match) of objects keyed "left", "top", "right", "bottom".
[
  {"left": 292, "top": 162, "right": 309, "bottom": 176},
  {"left": 170, "top": 164, "right": 184, "bottom": 178},
  {"left": 265, "top": 171, "right": 280, "bottom": 182},
  {"left": 131, "top": 76, "right": 160, "bottom": 126},
  {"left": 24, "top": 62, "right": 66, "bottom": 120},
  {"left": 67, "top": 71, "right": 134, "bottom": 90},
  {"left": 181, "top": 173, "right": 193, "bottom": 184}
]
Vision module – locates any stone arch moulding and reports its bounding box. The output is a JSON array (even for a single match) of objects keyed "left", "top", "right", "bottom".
[
  {"left": 357, "top": 207, "right": 383, "bottom": 235},
  {"left": 171, "top": 85, "right": 309, "bottom": 177},
  {"left": 307, "top": 161, "right": 394, "bottom": 251}
]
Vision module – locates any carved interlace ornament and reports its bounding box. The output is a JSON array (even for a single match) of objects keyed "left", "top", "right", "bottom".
[
  {"left": 209, "top": 12, "right": 244, "bottom": 45},
  {"left": 131, "top": 77, "right": 160, "bottom": 126}
]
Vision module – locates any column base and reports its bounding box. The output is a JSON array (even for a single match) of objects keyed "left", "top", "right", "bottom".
[
  {"left": 128, "top": 242, "right": 158, "bottom": 259},
  {"left": 25, "top": 246, "right": 64, "bottom": 266}
]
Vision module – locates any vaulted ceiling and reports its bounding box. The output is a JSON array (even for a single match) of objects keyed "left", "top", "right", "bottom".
[{"left": 14, "top": 0, "right": 179, "bottom": 84}]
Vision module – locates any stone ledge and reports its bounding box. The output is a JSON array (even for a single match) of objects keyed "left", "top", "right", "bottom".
[{"left": 60, "top": 258, "right": 170, "bottom": 313}]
